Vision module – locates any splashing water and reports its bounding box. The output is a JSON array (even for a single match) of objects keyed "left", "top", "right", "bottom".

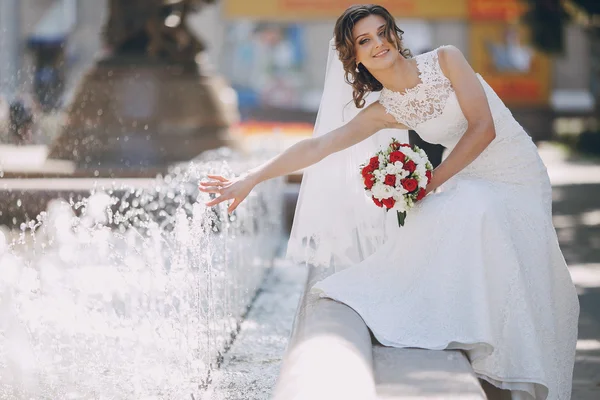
[{"left": 0, "top": 149, "right": 284, "bottom": 399}]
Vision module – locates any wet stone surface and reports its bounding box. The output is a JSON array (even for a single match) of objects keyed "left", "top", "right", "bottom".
[{"left": 206, "top": 258, "right": 307, "bottom": 400}]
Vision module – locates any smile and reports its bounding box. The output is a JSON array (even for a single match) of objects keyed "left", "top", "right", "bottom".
[{"left": 373, "top": 49, "right": 389, "bottom": 58}]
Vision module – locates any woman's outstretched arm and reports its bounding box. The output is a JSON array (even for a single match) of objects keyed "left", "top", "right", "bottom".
[{"left": 199, "top": 102, "right": 398, "bottom": 213}]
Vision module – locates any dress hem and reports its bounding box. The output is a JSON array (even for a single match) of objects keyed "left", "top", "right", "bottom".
[{"left": 315, "top": 289, "right": 550, "bottom": 399}]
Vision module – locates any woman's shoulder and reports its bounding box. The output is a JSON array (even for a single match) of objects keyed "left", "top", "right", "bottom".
[
  {"left": 413, "top": 45, "right": 464, "bottom": 72},
  {"left": 430, "top": 45, "right": 472, "bottom": 78},
  {"left": 418, "top": 45, "right": 463, "bottom": 61},
  {"left": 435, "top": 45, "right": 466, "bottom": 63}
]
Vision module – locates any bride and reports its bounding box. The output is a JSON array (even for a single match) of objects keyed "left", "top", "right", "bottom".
[{"left": 199, "top": 4, "right": 579, "bottom": 399}]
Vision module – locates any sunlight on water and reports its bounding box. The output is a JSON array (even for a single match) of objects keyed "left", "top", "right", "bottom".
[{"left": 0, "top": 149, "right": 284, "bottom": 399}]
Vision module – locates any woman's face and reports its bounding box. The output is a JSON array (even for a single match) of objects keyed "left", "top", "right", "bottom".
[{"left": 352, "top": 14, "right": 399, "bottom": 72}]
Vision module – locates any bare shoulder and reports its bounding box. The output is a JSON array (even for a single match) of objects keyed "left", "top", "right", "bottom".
[
  {"left": 437, "top": 45, "right": 474, "bottom": 79},
  {"left": 359, "top": 100, "right": 407, "bottom": 130},
  {"left": 438, "top": 44, "right": 463, "bottom": 58},
  {"left": 437, "top": 45, "right": 466, "bottom": 65}
]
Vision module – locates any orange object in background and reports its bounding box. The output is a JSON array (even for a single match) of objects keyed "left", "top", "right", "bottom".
[
  {"left": 233, "top": 120, "right": 314, "bottom": 137},
  {"left": 469, "top": 0, "right": 527, "bottom": 21},
  {"left": 470, "top": 22, "right": 551, "bottom": 106},
  {"left": 485, "top": 77, "right": 542, "bottom": 103},
  {"left": 225, "top": 0, "right": 468, "bottom": 20}
]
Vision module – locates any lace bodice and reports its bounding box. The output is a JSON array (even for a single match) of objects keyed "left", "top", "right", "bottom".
[
  {"left": 379, "top": 48, "right": 454, "bottom": 130},
  {"left": 379, "top": 47, "right": 525, "bottom": 149},
  {"left": 378, "top": 47, "right": 541, "bottom": 184}
]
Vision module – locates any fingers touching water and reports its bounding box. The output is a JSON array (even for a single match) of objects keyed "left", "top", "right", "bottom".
[{"left": 198, "top": 174, "right": 253, "bottom": 214}]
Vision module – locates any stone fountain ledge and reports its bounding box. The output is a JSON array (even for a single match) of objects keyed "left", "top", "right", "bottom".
[{"left": 273, "top": 265, "right": 489, "bottom": 400}]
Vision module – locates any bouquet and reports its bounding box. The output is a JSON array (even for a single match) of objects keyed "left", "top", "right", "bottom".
[{"left": 360, "top": 139, "right": 433, "bottom": 227}]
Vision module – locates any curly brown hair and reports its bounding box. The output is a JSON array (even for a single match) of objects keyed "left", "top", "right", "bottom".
[{"left": 334, "top": 4, "right": 412, "bottom": 108}]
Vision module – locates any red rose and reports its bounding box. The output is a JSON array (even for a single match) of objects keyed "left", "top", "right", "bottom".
[
  {"left": 416, "top": 187, "right": 426, "bottom": 201},
  {"left": 369, "top": 156, "right": 379, "bottom": 168},
  {"left": 401, "top": 178, "right": 418, "bottom": 192},
  {"left": 364, "top": 175, "right": 375, "bottom": 189},
  {"left": 384, "top": 174, "right": 396, "bottom": 186},
  {"left": 372, "top": 197, "right": 383, "bottom": 207},
  {"left": 390, "top": 142, "right": 401, "bottom": 150},
  {"left": 382, "top": 197, "right": 396, "bottom": 209},
  {"left": 399, "top": 143, "right": 411, "bottom": 148},
  {"left": 361, "top": 165, "right": 374, "bottom": 177},
  {"left": 403, "top": 160, "right": 416, "bottom": 173},
  {"left": 389, "top": 151, "right": 405, "bottom": 163},
  {"left": 426, "top": 170, "right": 432, "bottom": 182}
]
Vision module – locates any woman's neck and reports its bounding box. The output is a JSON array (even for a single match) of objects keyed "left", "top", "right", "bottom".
[{"left": 371, "top": 56, "right": 419, "bottom": 93}]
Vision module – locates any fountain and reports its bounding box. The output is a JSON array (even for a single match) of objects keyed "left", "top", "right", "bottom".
[
  {"left": 0, "top": 149, "right": 285, "bottom": 399},
  {"left": 1, "top": 0, "right": 240, "bottom": 228},
  {"left": 48, "top": 0, "right": 237, "bottom": 174}
]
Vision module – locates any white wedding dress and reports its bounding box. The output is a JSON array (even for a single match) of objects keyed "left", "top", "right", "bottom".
[{"left": 311, "top": 48, "right": 580, "bottom": 399}]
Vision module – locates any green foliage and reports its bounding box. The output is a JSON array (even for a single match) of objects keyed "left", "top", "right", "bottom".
[
  {"left": 520, "top": 0, "right": 600, "bottom": 53},
  {"left": 521, "top": 1, "right": 567, "bottom": 53}
]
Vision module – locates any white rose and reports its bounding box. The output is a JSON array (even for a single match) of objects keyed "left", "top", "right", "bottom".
[
  {"left": 395, "top": 185, "right": 409, "bottom": 196},
  {"left": 397, "top": 169, "right": 409, "bottom": 180},
  {"left": 392, "top": 199, "right": 408, "bottom": 213},
  {"left": 403, "top": 148, "right": 417, "bottom": 159},
  {"left": 371, "top": 183, "right": 384, "bottom": 199},
  {"left": 372, "top": 183, "right": 393, "bottom": 199}
]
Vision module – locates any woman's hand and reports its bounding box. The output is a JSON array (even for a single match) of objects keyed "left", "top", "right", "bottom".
[
  {"left": 425, "top": 170, "right": 439, "bottom": 195},
  {"left": 198, "top": 173, "right": 257, "bottom": 214}
]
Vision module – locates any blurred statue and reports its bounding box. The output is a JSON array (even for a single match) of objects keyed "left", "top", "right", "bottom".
[
  {"left": 49, "top": 0, "right": 238, "bottom": 173},
  {"left": 103, "top": 0, "right": 217, "bottom": 63}
]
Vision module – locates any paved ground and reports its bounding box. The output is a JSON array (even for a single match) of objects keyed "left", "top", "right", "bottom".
[{"left": 540, "top": 143, "right": 600, "bottom": 399}]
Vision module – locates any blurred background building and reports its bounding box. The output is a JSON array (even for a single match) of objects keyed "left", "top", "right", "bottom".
[
  {"left": 0, "top": 0, "right": 595, "bottom": 144},
  {"left": 215, "top": 0, "right": 594, "bottom": 141}
]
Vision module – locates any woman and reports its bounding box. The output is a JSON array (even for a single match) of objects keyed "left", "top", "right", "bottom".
[{"left": 199, "top": 5, "right": 579, "bottom": 399}]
